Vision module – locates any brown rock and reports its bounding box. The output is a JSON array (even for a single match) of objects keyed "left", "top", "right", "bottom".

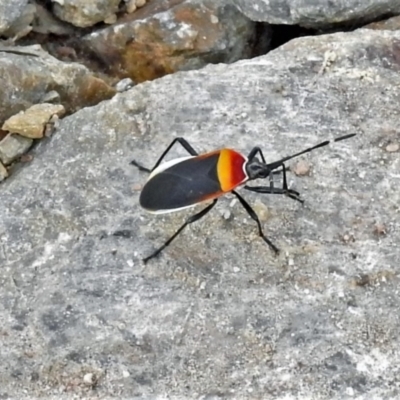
[
  {"left": 83, "top": 0, "right": 263, "bottom": 83},
  {"left": 2, "top": 103, "right": 65, "bottom": 139}
]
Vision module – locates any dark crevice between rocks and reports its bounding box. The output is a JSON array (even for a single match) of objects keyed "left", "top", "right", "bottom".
[
  {"left": 268, "top": 24, "right": 318, "bottom": 52},
  {"left": 257, "top": 11, "right": 400, "bottom": 57},
  {"left": 2, "top": 3, "right": 400, "bottom": 85}
]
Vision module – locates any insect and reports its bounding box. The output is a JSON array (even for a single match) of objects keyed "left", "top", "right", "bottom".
[{"left": 131, "top": 133, "right": 356, "bottom": 263}]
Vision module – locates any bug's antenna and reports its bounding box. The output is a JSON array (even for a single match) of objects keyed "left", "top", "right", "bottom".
[{"left": 266, "top": 133, "right": 356, "bottom": 170}]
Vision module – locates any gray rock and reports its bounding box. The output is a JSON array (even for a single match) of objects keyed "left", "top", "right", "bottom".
[
  {"left": 51, "top": 0, "right": 121, "bottom": 28},
  {"left": 232, "top": 0, "right": 400, "bottom": 28},
  {"left": 0, "top": 28, "right": 399, "bottom": 398},
  {"left": 0, "top": 133, "right": 33, "bottom": 165},
  {"left": 0, "top": 45, "right": 115, "bottom": 124},
  {"left": 32, "top": 2, "right": 75, "bottom": 36},
  {"left": 0, "top": 2, "right": 35, "bottom": 40},
  {"left": 0, "top": 0, "right": 29, "bottom": 34}
]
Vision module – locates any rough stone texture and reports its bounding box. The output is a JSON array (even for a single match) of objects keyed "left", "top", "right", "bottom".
[
  {"left": 0, "top": 0, "right": 29, "bottom": 34},
  {"left": 0, "top": 133, "right": 33, "bottom": 164},
  {"left": 126, "top": 0, "right": 148, "bottom": 14},
  {"left": 232, "top": 0, "right": 400, "bottom": 28},
  {"left": 0, "top": 2, "right": 35, "bottom": 40},
  {"left": 0, "top": 46, "right": 116, "bottom": 125},
  {"left": 0, "top": 161, "right": 8, "bottom": 181},
  {"left": 365, "top": 14, "right": 400, "bottom": 31},
  {"left": 1, "top": 28, "right": 400, "bottom": 398},
  {"left": 32, "top": 2, "right": 75, "bottom": 36},
  {"left": 51, "top": 0, "right": 121, "bottom": 28},
  {"left": 84, "top": 0, "right": 266, "bottom": 82},
  {"left": 2, "top": 103, "right": 66, "bottom": 139}
]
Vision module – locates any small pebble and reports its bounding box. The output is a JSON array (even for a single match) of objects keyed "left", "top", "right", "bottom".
[
  {"left": 222, "top": 210, "right": 231, "bottom": 220},
  {"left": 44, "top": 114, "right": 60, "bottom": 137},
  {"left": 104, "top": 14, "right": 117, "bottom": 24},
  {"left": 0, "top": 162, "right": 8, "bottom": 181},
  {"left": 19, "top": 154, "right": 34, "bottom": 163},
  {"left": 126, "top": 1, "right": 136, "bottom": 13},
  {"left": 342, "top": 233, "right": 355, "bottom": 243},
  {"left": 126, "top": 0, "right": 147, "bottom": 13},
  {"left": 292, "top": 159, "right": 311, "bottom": 176},
  {"left": 41, "top": 90, "right": 61, "bottom": 103},
  {"left": 374, "top": 223, "right": 387, "bottom": 236},
  {"left": 83, "top": 373, "right": 94, "bottom": 385},
  {"left": 252, "top": 200, "right": 270, "bottom": 222},
  {"left": 385, "top": 142, "right": 399, "bottom": 153},
  {"left": 122, "top": 369, "right": 130, "bottom": 378},
  {"left": 210, "top": 15, "right": 219, "bottom": 24},
  {"left": 116, "top": 78, "right": 134, "bottom": 92}
]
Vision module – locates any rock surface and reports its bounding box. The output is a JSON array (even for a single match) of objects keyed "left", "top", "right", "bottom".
[
  {"left": 51, "top": 0, "right": 121, "bottom": 28},
  {"left": 0, "top": 0, "right": 29, "bottom": 35},
  {"left": 32, "top": 2, "right": 75, "bottom": 36},
  {"left": 0, "top": 28, "right": 400, "bottom": 398},
  {"left": 0, "top": 46, "right": 115, "bottom": 124},
  {"left": 2, "top": 103, "right": 66, "bottom": 139},
  {"left": 233, "top": 0, "right": 400, "bottom": 28},
  {"left": 365, "top": 14, "right": 400, "bottom": 31},
  {"left": 0, "top": 133, "right": 33, "bottom": 165},
  {"left": 0, "top": 161, "right": 8, "bottom": 181},
  {"left": 84, "top": 0, "right": 265, "bottom": 82}
]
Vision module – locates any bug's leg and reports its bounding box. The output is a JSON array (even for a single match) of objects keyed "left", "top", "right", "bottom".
[
  {"left": 244, "top": 162, "right": 304, "bottom": 204},
  {"left": 247, "top": 148, "right": 299, "bottom": 198},
  {"left": 143, "top": 200, "right": 218, "bottom": 264},
  {"left": 231, "top": 190, "right": 280, "bottom": 254},
  {"left": 131, "top": 137, "right": 198, "bottom": 173},
  {"left": 244, "top": 185, "right": 303, "bottom": 203},
  {"left": 276, "top": 162, "right": 304, "bottom": 203},
  {"left": 247, "top": 146, "right": 266, "bottom": 163}
]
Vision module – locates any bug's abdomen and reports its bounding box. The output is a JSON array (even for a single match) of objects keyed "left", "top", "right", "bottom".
[
  {"left": 140, "top": 154, "right": 221, "bottom": 212},
  {"left": 139, "top": 149, "right": 248, "bottom": 212}
]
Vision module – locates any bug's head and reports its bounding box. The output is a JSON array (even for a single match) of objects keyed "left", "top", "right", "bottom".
[{"left": 245, "top": 159, "right": 271, "bottom": 180}]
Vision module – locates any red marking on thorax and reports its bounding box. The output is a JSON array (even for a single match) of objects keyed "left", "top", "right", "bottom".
[{"left": 217, "top": 149, "right": 247, "bottom": 192}]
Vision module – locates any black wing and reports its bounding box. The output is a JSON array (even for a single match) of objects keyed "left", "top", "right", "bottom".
[{"left": 140, "top": 154, "right": 221, "bottom": 211}]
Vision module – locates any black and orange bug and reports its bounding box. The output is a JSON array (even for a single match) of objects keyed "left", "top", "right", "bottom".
[{"left": 131, "top": 133, "right": 356, "bottom": 263}]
